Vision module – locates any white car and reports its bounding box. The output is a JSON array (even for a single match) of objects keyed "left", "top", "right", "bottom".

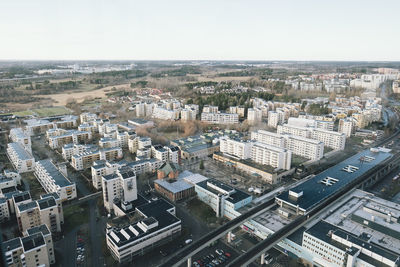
[{"left": 215, "top": 249, "right": 223, "bottom": 255}]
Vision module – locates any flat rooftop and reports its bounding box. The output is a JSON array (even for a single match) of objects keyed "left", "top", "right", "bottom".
[
  {"left": 276, "top": 148, "right": 392, "bottom": 213},
  {"left": 8, "top": 142, "right": 33, "bottom": 160},
  {"left": 324, "top": 190, "right": 400, "bottom": 256},
  {"left": 37, "top": 159, "right": 73, "bottom": 188}
]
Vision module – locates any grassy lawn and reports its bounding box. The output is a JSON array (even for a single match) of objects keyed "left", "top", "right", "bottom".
[
  {"left": 186, "top": 198, "right": 217, "bottom": 224},
  {"left": 63, "top": 203, "right": 90, "bottom": 232},
  {"left": 21, "top": 173, "right": 46, "bottom": 199},
  {"left": 32, "top": 106, "right": 71, "bottom": 117},
  {"left": 12, "top": 110, "right": 36, "bottom": 116},
  {"left": 291, "top": 155, "right": 307, "bottom": 167}
]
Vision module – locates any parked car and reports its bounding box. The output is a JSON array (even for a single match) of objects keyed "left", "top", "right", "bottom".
[
  {"left": 185, "top": 239, "right": 193, "bottom": 244},
  {"left": 215, "top": 249, "right": 224, "bottom": 255}
]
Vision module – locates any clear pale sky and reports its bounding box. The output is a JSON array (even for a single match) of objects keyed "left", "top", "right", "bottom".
[{"left": 1, "top": 0, "right": 399, "bottom": 61}]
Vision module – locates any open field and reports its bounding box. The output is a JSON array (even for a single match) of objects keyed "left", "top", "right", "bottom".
[
  {"left": 9, "top": 106, "right": 71, "bottom": 117},
  {"left": 38, "top": 83, "right": 131, "bottom": 105}
]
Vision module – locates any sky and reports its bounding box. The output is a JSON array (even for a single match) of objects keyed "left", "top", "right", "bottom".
[{"left": 0, "top": 0, "right": 399, "bottom": 61}]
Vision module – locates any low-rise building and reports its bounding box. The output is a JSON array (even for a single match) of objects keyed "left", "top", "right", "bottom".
[
  {"left": 35, "top": 159, "right": 77, "bottom": 201},
  {"left": 6, "top": 142, "right": 36, "bottom": 173},
  {"left": 9, "top": 128, "right": 31, "bottom": 153},
  {"left": 201, "top": 112, "right": 239, "bottom": 124},
  {"left": 71, "top": 147, "right": 123, "bottom": 170},
  {"left": 106, "top": 199, "right": 181, "bottom": 263},
  {"left": 195, "top": 178, "right": 252, "bottom": 219}
]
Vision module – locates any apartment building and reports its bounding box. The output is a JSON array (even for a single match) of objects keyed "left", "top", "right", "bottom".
[
  {"left": 16, "top": 194, "right": 63, "bottom": 233},
  {"left": 229, "top": 106, "right": 246, "bottom": 117},
  {"left": 166, "top": 146, "right": 180, "bottom": 164},
  {"left": 53, "top": 115, "right": 78, "bottom": 129},
  {"left": 35, "top": 159, "right": 77, "bottom": 201},
  {"left": 251, "top": 130, "right": 287, "bottom": 148},
  {"left": 277, "top": 124, "right": 311, "bottom": 138},
  {"left": 102, "top": 166, "right": 137, "bottom": 214},
  {"left": 92, "top": 158, "right": 163, "bottom": 190},
  {"left": 152, "top": 106, "right": 180, "bottom": 120},
  {"left": 202, "top": 105, "right": 218, "bottom": 113},
  {"left": 106, "top": 199, "right": 181, "bottom": 263},
  {"left": 0, "top": 170, "right": 22, "bottom": 190},
  {"left": 311, "top": 128, "right": 346, "bottom": 150},
  {"left": 180, "top": 108, "right": 197, "bottom": 121},
  {"left": 24, "top": 119, "right": 55, "bottom": 136},
  {"left": 3, "top": 230, "right": 52, "bottom": 267},
  {"left": 338, "top": 118, "right": 355, "bottom": 137},
  {"left": 251, "top": 142, "right": 292, "bottom": 170},
  {"left": 267, "top": 110, "right": 285, "bottom": 128},
  {"left": 25, "top": 224, "right": 55, "bottom": 265},
  {"left": 247, "top": 108, "right": 262, "bottom": 124},
  {"left": 278, "top": 123, "right": 346, "bottom": 150},
  {"left": 0, "top": 197, "right": 10, "bottom": 221},
  {"left": 47, "top": 129, "right": 92, "bottom": 149},
  {"left": 80, "top": 112, "right": 98, "bottom": 123},
  {"left": 219, "top": 137, "right": 253, "bottom": 159},
  {"left": 7, "top": 142, "right": 36, "bottom": 173},
  {"left": 285, "top": 135, "right": 324, "bottom": 160},
  {"left": 98, "top": 123, "right": 118, "bottom": 136},
  {"left": 78, "top": 122, "right": 97, "bottom": 133},
  {"left": 201, "top": 112, "right": 239, "bottom": 124},
  {"left": 128, "top": 136, "right": 152, "bottom": 154},
  {"left": 99, "top": 137, "right": 119, "bottom": 148},
  {"left": 287, "top": 117, "right": 334, "bottom": 131},
  {"left": 71, "top": 147, "right": 123, "bottom": 171},
  {"left": 62, "top": 143, "right": 98, "bottom": 160},
  {"left": 9, "top": 128, "right": 32, "bottom": 153}
]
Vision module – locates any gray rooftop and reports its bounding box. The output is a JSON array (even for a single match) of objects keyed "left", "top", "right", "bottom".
[{"left": 37, "top": 159, "right": 73, "bottom": 188}]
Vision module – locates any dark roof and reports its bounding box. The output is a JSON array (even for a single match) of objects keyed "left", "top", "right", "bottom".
[
  {"left": 276, "top": 149, "right": 392, "bottom": 212},
  {"left": 37, "top": 196, "right": 56, "bottom": 210},
  {"left": 41, "top": 192, "right": 60, "bottom": 200},
  {"left": 26, "top": 224, "right": 50, "bottom": 236},
  {"left": 118, "top": 166, "right": 136, "bottom": 179},
  {"left": 168, "top": 146, "right": 180, "bottom": 152},
  {"left": 12, "top": 191, "right": 31, "bottom": 203},
  {"left": 37, "top": 159, "right": 73, "bottom": 187},
  {"left": 103, "top": 173, "right": 119, "bottom": 181},
  {"left": 159, "top": 162, "right": 180, "bottom": 175},
  {"left": 17, "top": 201, "right": 38, "bottom": 212},
  {"left": 2, "top": 238, "right": 22, "bottom": 251},
  {"left": 226, "top": 188, "right": 252, "bottom": 204},
  {"left": 108, "top": 199, "right": 180, "bottom": 248},
  {"left": 21, "top": 233, "right": 45, "bottom": 252}
]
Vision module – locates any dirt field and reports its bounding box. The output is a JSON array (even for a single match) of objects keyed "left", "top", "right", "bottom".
[{"left": 38, "top": 83, "right": 131, "bottom": 105}]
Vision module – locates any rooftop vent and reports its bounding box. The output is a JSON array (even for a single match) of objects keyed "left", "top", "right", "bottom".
[
  {"left": 320, "top": 176, "right": 339, "bottom": 186},
  {"left": 342, "top": 165, "right": 359, "bottom": 173}
]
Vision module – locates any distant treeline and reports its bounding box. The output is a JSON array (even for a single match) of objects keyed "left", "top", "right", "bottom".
[{"left": 150, "top": 66, "right": 202, "bottom": 78}]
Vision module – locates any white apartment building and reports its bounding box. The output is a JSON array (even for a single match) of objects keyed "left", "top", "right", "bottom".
[
  {"left": 247, "top": 108, "right": 262, "bottom": 124},
  {"left": 251, "top": 142, "right": 292, "bottom": 170},
  {"left": 184, "top": 104, "right": 199, "bottom": 114},
  {"left": 99, "top": 137, "right": 119, "bottom": 148},
  {"left": 151, "top": 145, "right": 169, "bottom": 162},
  {"left": 6, "top": 142, "right": 36, "bottom": 173},
  {"left": 277, "top": 124, "right": 311, "bottom": 138},
  {"left": 128, "top": 136, "right": 152, "bottom": 154},
  {"left": 9, "top": 128, "right": 31, "bottom": 153},
  {"left": 201, "top": 112, "right": 239, "bottom": 124},
  {"left": 78, "top": 122, "right": 97, "bottom": 133},
  {"left": 62, "top": 143, "right": 98, "bottom": 160},
  {"left": 338, "top": 118, "right": 355, "bottom": 137},
  {"left": 25, "top": 224, "right": 56, "bottom": 265},
  {"left": 311, "top": 128, "right": 346, "bottom": 150},
  {"left": 152, "top": 106, "right": 180, "bottom": 120},
  {"left": 267, "top": 110, "right": 285, "bottom": 128},
  {"left": 285, "top": 135, "right": 324, "bottom": 160},
  {"left": 180, "top": 108, "right": 197, "bottom": 121},
  {"left": 71, "top": 147, "right": 123, "bottom": 171},
  {"left": 35, "top": 159, "right": 77, "bottom": 201},
  {"left": 251, "top": 130, "right": 287, "bottom": 148},
  {"left": 202, "top": 105, "right": 218, "bottom": 113},
  {"left": 0, "top": 170, "right": 22, "bottom": 188},
  {"left": 99, "top": 123, "right": 118, "bottom": 136},
  {"left": 166, "top": 146, "right": 180, "bottom": 164},
  {"left": 278, "top": 123, "right": 346, "bottom": 150},
  {"left": 47, "top": 129, "right": 92, "bottom": 149},
  {"left": 80, "top": 112, "right": 97, "bottom": 123},
  {"left": 219, "top": 137, "right": 253, "bottom": 159},
  {"left": 102, "top": 166, "right": 137, "bottom": 213}
]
